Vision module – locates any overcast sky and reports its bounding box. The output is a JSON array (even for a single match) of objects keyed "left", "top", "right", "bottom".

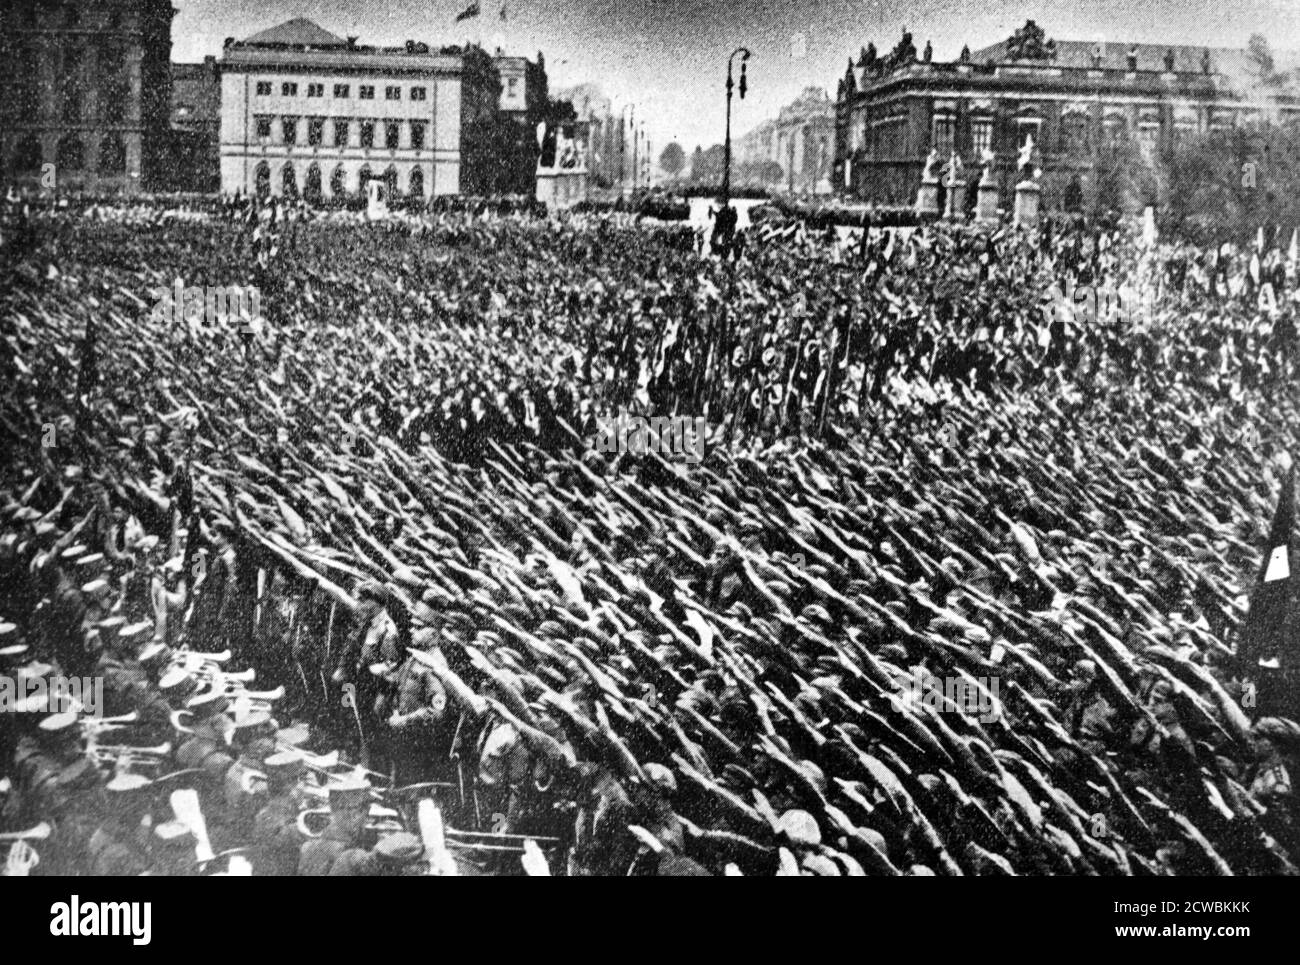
[{"left": 174, "top": 0, "right": 1300, "bottom": 160}]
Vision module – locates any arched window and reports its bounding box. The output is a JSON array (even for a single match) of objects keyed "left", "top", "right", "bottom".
[
  {"left": 330, "top": 164, "right": 347, "bottom": 198},
  {"left": 304, "top": 162, "right": 322, "bottom": 203},
  {"left": 14, "top": 135, "right": 43, "bottom": 172},
  {"left": 409, "top": 166, "right": 424, "bottom": 199},
  {"left": 57, "top": 134, "right": 83, "bottom": 170},
  {"left": 98, "top": 134, "right": 126, "bottom": 174},
  {"left": 254, "top": 161, "right": 271, "bottom": 198},
  {"left": 383, "top": 164, "right": 398, "bottom": 199},
  {"left": 281, "top": 162, "right": 298, "bottom": 198}
]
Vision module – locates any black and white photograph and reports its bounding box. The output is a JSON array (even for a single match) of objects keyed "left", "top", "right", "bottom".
[{"left": 0, "top": 0, "right": 1298, "bottom": 914}]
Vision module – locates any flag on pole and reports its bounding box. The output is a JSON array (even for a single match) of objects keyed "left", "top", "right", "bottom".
[
  {"left": 455, "top": 2, "right": 480, "bottom": 22},
  {"left": 1241, "top": 461, "right": 1296, "bottom": 674}
]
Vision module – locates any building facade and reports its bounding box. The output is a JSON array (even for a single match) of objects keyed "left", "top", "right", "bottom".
[
  {"left": 0, "top": 0, "right": 174, "bottom": 195},
  {"left": 170, "top": 56, "right": 220, "bottom": 192},
  {"left": 834, "top": 21, "right": 1300, "bottom": 212},
  {"left": 736, "top": 87, "right": 835, "bottom": 193},
  {"left": 219, "top": 19, "right": 463, "bottom": 200}
]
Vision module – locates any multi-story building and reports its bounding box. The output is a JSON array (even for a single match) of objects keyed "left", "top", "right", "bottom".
[
  {"left": 834, "top": 20, "right": 1300, "bottom": 211},
  {"left": 219, "top": 18, "right": 463, "bottom": 200},
  {"left": 736, "top": 87, "right": 835, "bottom": 193},
  {"left": 0, "top": 0, "right": 175, "bottom": 195},
  {"left": 170, "top": 56, "right": 221, "bottom": 192},
  {"left": 495, "top": 51, "right": 547, "bottom": 120}
]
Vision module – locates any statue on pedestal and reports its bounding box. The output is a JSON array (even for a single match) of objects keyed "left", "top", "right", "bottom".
[
  {"left": 943, "top": 151, "right": 963, "bottom": 187},
  {"left": 979, "top": 146, "right": 997, "bottom": 186},
  {"left": 922, "top": 148, "right": 941, "bottom": 182},
  {"left": 1016, "top": 133, "right": 1036, "bottom": 180}
]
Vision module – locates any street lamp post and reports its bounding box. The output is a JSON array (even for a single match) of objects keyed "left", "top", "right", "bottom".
[
  {"left": 722, "top": 46, "right": 750, "bottom": 204},
  {"left": 619, "top": 104, "right": 633, "bottom": 197}
]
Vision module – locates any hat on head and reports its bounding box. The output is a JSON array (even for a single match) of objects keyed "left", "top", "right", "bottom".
[
  {"left": 373, "top": 832, "right": 425, "bottom": 867},
  {"left": 186, "top": 691, "right": 230, "bottom": 721},
  {"left": 138, "top": 641, "right": 171, "bottom": 669},
  {"left": 38, "top": 711, "right": 81, "bottom": 740},
  {"left": 106, "top": 772, "right": 154, "bottom": 794},
  {"left": 262, "top": 750, "right": 305, "bottom": 783},
  {"left": 0, "top": 642, "right": 30, "bottom": 666},
  {"left": 232, "top": 708, "right": 272, "bottom": 735},
  {"left": 0, "top": 621, "right": 19, "bottom": 641},
  {"left": 159, "top": 667, "right": 198, "bottom": 703},
  {"left": 81, "top": 578, "right": 110, "bottom": 596},
  {"left": 60, "top": 545, "right": 90, "bottom": 561},
  {"left": 327, "top": 775, "right": 371, "bottom": 808},
  {"left": 119, "top": 621, "right": 155, "bottom": 646}
]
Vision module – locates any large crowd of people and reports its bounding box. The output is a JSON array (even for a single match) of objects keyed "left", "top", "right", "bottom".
[{"left": 1, "top": 192, "right": 1299, "bottom": 876}]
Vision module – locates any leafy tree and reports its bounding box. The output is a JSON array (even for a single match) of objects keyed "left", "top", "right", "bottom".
[{"left": 659, "top": 142, "right": 685, "bottom": 176}]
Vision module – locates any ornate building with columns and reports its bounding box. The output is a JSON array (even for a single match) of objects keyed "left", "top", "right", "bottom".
[
  {"left": 736, "top": 87, "right": 835, "bottom": 193},
  {"left": 219, "top": 19, "right": 463, "bottom": 200},
  {"left": 834, "top": 21, "right": 1300, "bottom": 212},
  {"left": 0, "top": 0, "right": 175, "bottom": 194}
]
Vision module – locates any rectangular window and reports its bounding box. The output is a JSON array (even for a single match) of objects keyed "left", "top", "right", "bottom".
[
  {"left": 307, "top": 83, "right": 324, "bottom": 98},
  {"left": 256, "top": 81, "right": 272, "bottom": 96},
  {"left": 507, "top": 78, "right": 519, "bottom": 96},
  {"left": 931, "top": 115, "right": 954, "bottom": 157},
  {"left": 410, "top": 120, "right": 426, "bottom": 149},
  {"left": 385, "top": 121, "right": 400, "bottom": 148},
  {"left": 282, "top": 116, "right": 298, "bottom": 145},
  {"left": 385, "top": 86, "right": 401, "bottom": 101},
  {"left": 971, "top": 119, "right": 993, "bottom": 158},
  {"left": 360, "top": 120, "right": 375, "bottom": 147},
  {"left": 334, "top": 120, "right": 350, "bottom": 147},
  {"left": 359, "top": 85, "right": 374, "bottom": 100},
  {"left": 255, "top": 116, "right": 272, "bottom": 140},
  {"left": 1060, "top": 115, "right": 1089, "bottom": 154},
  {"left": 281, "top": 82, "right": 298, "bottom": 97},
  {"left": 410, "top": 86, "right": 427, "bottom": 101},
  {"left": 308, "top": 117, "right": 324, "bottom": 146},
  {"left": 333, "top": 83, "right": 350, "bottom": 98}
]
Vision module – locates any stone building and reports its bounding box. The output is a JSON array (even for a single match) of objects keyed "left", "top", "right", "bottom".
[
  {"left": 218, "top": 18, "right": 463, "bottom": 200},
  {"left": 169, "top": 56, "right": 220, "bottom": 192},
  {"left": 735, "top": 87, "right": 835, "bottom": 193},
  {"left": 833, "top": 20, "right": 1300, "bottom": 212},
  {"left": 0, "top": 0, "right": 175, "bottom": 194}
]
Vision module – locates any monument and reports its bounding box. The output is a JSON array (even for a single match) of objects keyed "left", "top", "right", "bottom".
[
  {"left": 975, "top": 146, "right": 1000, "bottom": 224},
  {"left": 1013, "top": 134, "right": 1041, "bottom": 229},
  {"left": 942, "top": 151, "right": 965, "bottom": 220},
  {"left": 535, "top": 123, "right": 589, "bottom": 212},
  {"left": 915, "top": 148, "right": 941, "bottom": 216}
]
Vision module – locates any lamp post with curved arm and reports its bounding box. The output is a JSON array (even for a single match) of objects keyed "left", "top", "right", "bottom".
[{"left": 722, "top": 46, "right": 750, "bottom": 204}]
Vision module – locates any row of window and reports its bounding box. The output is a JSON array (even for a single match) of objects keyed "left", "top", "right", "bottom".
[
  {"left": 251, "top": 161, "right": 428, "bottom": 199},
  {"left": 9, "top": 6, "right": 129, "bottom": 29},
  {"left": 255, "top": 81, "right": 428, "bottom": 102},
  {"left": 253, "top": 116, "right": 429, "bottom": 150},
  {"left": 7, "top": 133, "right": 129, "bottom": 174}
]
